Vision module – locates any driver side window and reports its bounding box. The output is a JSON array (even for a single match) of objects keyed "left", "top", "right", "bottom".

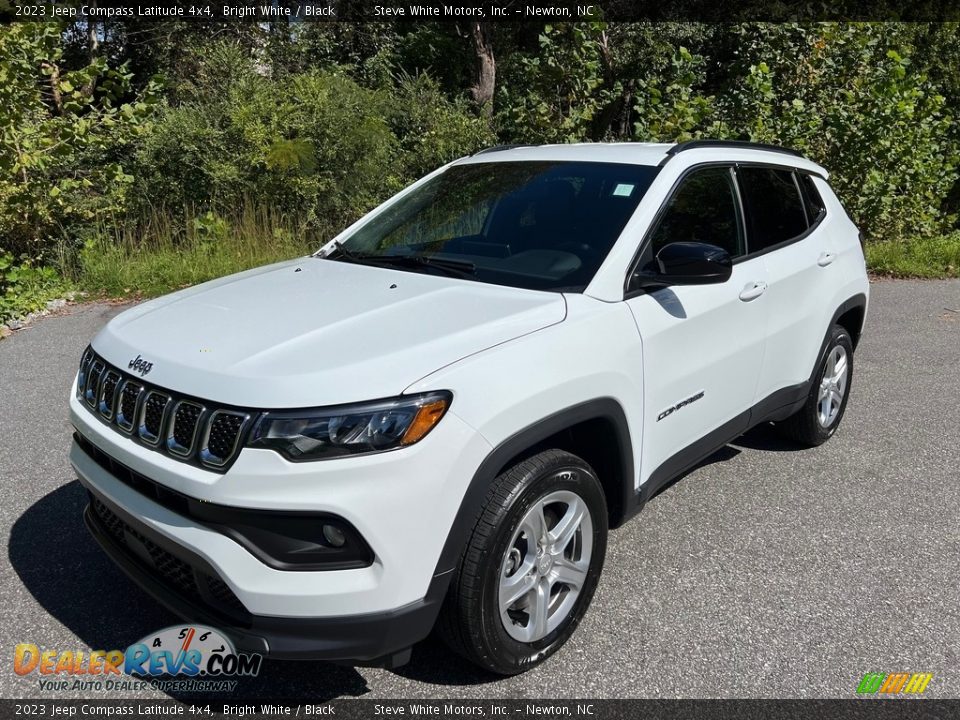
[{"left": 648, "top": 166, "right": 745, "bottom": 261}]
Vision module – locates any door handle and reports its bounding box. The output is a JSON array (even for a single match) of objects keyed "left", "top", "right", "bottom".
[
  {"left": 817, "top": 252, "right": 837, "bottom": 267},
  {"left": 739, "top": 281, "right": 767, "bottom": 302}
]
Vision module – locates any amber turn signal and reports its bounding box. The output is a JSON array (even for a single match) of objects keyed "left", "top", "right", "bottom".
[{"left": 401, "top": 398, "right": 450, "bottom": 445}]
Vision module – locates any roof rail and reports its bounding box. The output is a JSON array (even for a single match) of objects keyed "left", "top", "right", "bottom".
[
  {"left": 667, "top": 140, "right": 805, "bottom": 158},
  {"left": 472, "top": 144, "right": 531, "bottom": 156}
]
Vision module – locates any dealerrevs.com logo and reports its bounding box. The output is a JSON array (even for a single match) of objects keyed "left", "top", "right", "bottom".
[{"left": 14, "top": 625, "right": 262, "bottom": 693}]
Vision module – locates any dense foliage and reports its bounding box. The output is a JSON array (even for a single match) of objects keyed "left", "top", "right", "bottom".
[{"left": 1, "top": 20, "right": 958, "bottom": 322}]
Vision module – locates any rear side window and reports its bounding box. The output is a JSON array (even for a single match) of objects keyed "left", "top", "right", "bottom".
[
  {"left": 798, "top": 173, "right": 826, "bottom": 225},
  {"left": 738, "top": 167, "right": 808, "bottom": 252}
]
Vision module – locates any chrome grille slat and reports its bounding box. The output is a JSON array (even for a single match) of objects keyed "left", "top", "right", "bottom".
[
  {"left": 84, "top": 361, "right": 105, "bottom": 408},
  {"left": 115, "top": 380, "right": 143, "bottom": 433},
  {"left": 199, "top": 410, "right": 250, "bottom": 468},
  {"left": 76, "top": 349, "right": 251, "bottom": 471},
  {"left": 77, "top": 348, "right": 94, "bottom": 397},
  {"left": 98, "top": 370, "right": 121, "bottom": 420},
  {"left": 167, "top": 400, "right": 206, "bottom": 457},
  {"left": 138, "top": 390, "right": 170, "bottom": 446}
]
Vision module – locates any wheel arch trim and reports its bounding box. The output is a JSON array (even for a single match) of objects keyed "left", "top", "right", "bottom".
[
  {"left": 813, "top": 293, "right": 866, "bottom": 385},
  {"left": 432, "top": 398, "right": 634, "bottom": 580}
]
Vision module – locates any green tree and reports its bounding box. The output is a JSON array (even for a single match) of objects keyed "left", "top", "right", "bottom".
[
  {"left": 498, "top": 23, "right": 612, "bottom": 143},
  {"left": 0, "top": 23, "right": 159, "bottom": 258}
]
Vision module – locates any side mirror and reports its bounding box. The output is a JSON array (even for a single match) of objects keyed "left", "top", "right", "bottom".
[{"left": 633, "top": 241, "right": 732, "bottom": 290}]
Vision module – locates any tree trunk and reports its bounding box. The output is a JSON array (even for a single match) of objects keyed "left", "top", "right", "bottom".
[
  {"left": 83, "top": 6, "right": 101, "bottom": 97},
  {"left": 87, "top": 12, "right": 100, "bottom": 63},
  {"left": 44, "top": 62, "right": 64, "bottom": 115},
  {"left": 467, "top": 22, "right": 496, "bottom": 117}
]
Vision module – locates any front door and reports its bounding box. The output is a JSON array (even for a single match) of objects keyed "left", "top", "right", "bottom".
[{"left": 625, "top": 165, "right": 768, "bottom": 487}]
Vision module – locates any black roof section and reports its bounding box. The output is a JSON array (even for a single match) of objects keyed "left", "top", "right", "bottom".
[
  {"left": 472, "top": 144, "right": 533, "bottom": 155},
  {"left": 667, "top": 140, "right": 805, "bottom": 158}
]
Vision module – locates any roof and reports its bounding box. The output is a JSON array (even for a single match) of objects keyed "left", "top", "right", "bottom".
[
  {"left": 455, "top": 141, "right": 828, "bottom": 177},
  {"left": 456, "top": 143, "right": 674, "bottom": 167}
]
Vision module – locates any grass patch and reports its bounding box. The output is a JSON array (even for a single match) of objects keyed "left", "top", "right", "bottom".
[
  {"left": 866, "top": 233, "right": 960, "bottom": 279},
  {"left": 74, "top": 206, "right": 323, "bottom": 298}
]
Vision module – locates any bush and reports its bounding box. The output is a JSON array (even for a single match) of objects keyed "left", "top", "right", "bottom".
[
  {"left": 0, "top": 253, "right": 71, "bottom": 325},
  {"left": 388, "top": 72, "right": 496, "bottom": 177},
  {"left": 718, "top": 23, "right": 958, "bottom": 243},
  {"left": 131, "top": 46, "right": 494, "bottom": 237},
  {"left": 132, "top": 53, "right": 402, "bottom": 230},
  {"left": 0, "top": 24, "right": 159, "bottom": 261}
]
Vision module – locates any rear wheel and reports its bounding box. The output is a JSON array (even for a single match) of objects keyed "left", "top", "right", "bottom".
[
  {"left": 438, "top": 449, "right": 607, "bottom": 675},
  {"left": 779, "top": 324, "right": 854, "bottom": 447}
]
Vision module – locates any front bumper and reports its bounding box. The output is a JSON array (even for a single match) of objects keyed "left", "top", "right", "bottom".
[{"left": 82, "top": 484, "right": 445, "bottom": 664}]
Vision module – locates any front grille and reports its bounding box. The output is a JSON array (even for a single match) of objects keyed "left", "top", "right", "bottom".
[
  {"left": 89, "top": 494, "right": 250, "bottom": 624},
  {"left": 76, "top": 348, "right": 253, "bottom": 472}
]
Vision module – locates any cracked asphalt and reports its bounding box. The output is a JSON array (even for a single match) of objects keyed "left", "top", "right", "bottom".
[{"left": 0, "top": 279, "right": 958, "bottom": 700}]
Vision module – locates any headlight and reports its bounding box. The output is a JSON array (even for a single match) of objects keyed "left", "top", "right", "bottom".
[{"left": 247, "top": 391, "right": 452, "bottom": 461}]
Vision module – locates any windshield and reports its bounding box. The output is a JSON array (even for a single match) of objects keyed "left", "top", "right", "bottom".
[{"left": 327, "top": 161, "right": 659, "bottom": 292}]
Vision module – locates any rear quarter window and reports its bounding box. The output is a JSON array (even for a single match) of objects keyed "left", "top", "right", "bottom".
[
  {"left": 738, "top": 167, "right": 808, "bottom": 253},
  {"left": 798, "top": 173, "right": 826, "bottom": 225}
]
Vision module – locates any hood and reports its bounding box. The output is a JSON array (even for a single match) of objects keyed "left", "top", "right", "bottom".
[{"left": 93, "top": 258, "right": 566, "bottom": 407}]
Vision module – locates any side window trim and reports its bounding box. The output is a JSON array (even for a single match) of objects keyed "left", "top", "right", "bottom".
[
  {"left": 623, "top": 161, "right": 743, "bottom": 295},
  {"left": 797, "top": 171, "right": 827, "bottom": 226},
  {"left": 731, "top": 163, "right": 829, "bottom": 265},
  {"left": 792, "top": 171, "right": 809, "bottom": 225},
  {"left": 731, "top": 165, "right": 751, "bottom": 255}
]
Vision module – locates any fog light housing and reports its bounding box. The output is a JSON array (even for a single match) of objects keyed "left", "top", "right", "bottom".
[{"left": 323, "top": 524, "right": 346, "bottom": 548}]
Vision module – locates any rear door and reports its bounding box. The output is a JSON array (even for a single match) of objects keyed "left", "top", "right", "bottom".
[
  {"left": 737, "top": 166, "right": 831, "bottom": 401},
  {"left": 625, "top": 165, "right": 769, "bottom": 487}
]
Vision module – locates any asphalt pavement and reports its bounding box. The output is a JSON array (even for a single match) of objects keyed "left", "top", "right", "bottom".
[{"left": 0, "top": 280, "right": 958, "bottom": 700}]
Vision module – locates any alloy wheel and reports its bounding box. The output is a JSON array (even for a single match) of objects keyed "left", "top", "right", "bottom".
[
  {"left": 498, "top": 489, "right": 593, "bottom": 643},
  {"left": 817, "top": 345, "right": 849, "bottom": 427}
]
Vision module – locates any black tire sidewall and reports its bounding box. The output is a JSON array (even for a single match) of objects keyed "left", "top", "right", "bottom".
[
  {"left": 476, "top": 456, "right": 607, "bottom": 674},
  {"left": 810, "top": 326, "right": 854, "bottom": 442}
]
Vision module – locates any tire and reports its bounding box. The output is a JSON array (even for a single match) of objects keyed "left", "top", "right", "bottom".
[
  {"left": 438, "top": 449, "right": 608, "bottom": 675},
  {"left": 778, "top": 324, "right": 854, "bottom": 447}
]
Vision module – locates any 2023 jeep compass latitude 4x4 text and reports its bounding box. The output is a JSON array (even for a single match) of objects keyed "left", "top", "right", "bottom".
[{"left": 70, "top": 141, "right": 868, "bottom": 675}]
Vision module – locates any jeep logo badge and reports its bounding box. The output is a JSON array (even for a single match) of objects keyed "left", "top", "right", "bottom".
[{"left": 128, "top": 355, "right": 154, "bottom": 377}]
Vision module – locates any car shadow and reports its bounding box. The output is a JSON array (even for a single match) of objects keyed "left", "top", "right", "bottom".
[
  {"left": 732, "top": 422, "right": 807, "bottom": 452},
  {"left": 7, "top": 481, "right": 381, "bottom": 701},
  {"left": 647, "top": 444, "right": 742, "bottom": 501},
  {"left": 388, "top": 634, "right": 502, "bottom": 686}
]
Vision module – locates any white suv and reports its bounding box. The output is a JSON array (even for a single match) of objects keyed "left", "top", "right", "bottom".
[{"left": 70, "top": 141, "right": 868, "bottom": 675}]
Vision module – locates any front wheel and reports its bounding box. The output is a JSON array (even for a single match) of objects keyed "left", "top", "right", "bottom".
[
  {"left": 779, "top": 324, "right": 854, "bottom": 447},
  {"left": 438, "top": 450, "right": 607, "bottom": 675}
]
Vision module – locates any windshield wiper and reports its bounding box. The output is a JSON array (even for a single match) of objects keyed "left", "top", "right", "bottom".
[
  {"left": 396, "top": 254, "right": 477, "bottom": 279},
  {"left": 322, "top": 241, "right": 367, "bottom": 262},
  {"left": 323, "top": 244, "right": 476, "bottom": 280}
]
